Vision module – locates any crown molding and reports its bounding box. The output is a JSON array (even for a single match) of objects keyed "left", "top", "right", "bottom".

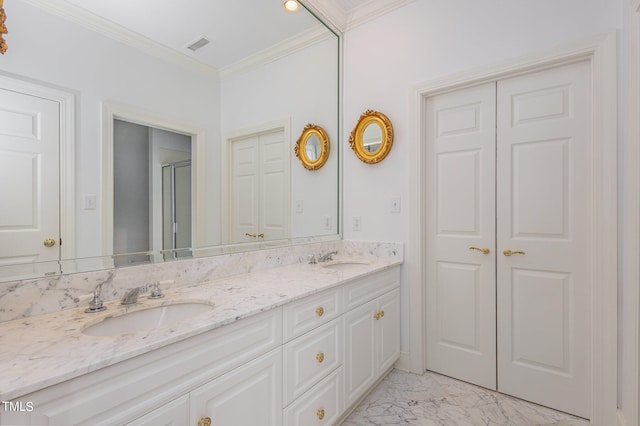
[
  {"left": 345, "top": 0, "right": 416, "bottom": 30},
  {"left": 303, "top": 0, "right": 348, "bottom": 32},
  {"left": 220, "top": 25, "right": 334, "bottom": 79},
  {"left": 21, "top": 0, "right": 219, "bottom": 78}
]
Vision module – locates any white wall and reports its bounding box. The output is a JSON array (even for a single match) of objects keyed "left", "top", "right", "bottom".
[
  {"left": 342, "top": 0, "right": 623, "bottom": 377},
  {"left": 1, "top": 1, "right": 221, "bottom": 257},
  {"left": 220, "top": 36, "right": 340, "bottom": 239}
]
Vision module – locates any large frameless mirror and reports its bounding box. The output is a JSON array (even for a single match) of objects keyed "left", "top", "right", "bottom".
[{"left": 0, "top": 0, "right": 340, "bottom": 282}]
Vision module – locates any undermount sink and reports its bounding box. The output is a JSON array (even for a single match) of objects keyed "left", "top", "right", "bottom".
[
  {"left": 321, "top": 261, "right": 370, "bottom": 270},
  {"left": 83, "top": 302, "right": 213, "bottom": 337}
]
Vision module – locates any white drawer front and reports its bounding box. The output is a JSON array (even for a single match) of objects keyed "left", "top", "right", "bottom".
[
  {"left": 283, "top": 318, "right": 342, "bottom": 406},
  {"left": 284, "top": 367, "right": 343, "bottom": 426},
  {"left": 283, "top": 287, "right": 342, "bottom": 341},
  {"left": 343, "top": 266, "right": 400, "bottom": 311}
]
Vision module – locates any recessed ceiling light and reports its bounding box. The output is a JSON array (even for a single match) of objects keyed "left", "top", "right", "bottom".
[{"left": 283, "top": 0, "right": 299, "bottom": 12}]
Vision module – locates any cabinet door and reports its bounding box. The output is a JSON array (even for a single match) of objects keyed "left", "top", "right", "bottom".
[
  {"left": 190, "top": 349, "right": 282, "bottom": 426},
  {"left": 127, "top": 395, "right": 189, "bottom": 426},
  {"left": 377, "top": 288, "right": 400, "bottom": 374},
  {"left": 343, "top": 298, "right": 377, "bottom": 408}
]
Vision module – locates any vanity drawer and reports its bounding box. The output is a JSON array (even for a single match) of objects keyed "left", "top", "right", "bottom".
[
  {"left": 283, "top": 367, "right": 343, "bottom": 426},
  {"left": 343, "top": 266, "right": 400, "bottom": 311},
  {"left": 283, "top": 287, "right": 342, "bottom": 341},
  {"left": 283, "top": 317, "right": 342, "bottom": 406}
]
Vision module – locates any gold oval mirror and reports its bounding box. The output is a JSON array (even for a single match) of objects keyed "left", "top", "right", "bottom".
[
  {"left": 349, "top": 110, "right": 394, "bottom": 164},
  {"left": 294, "top": 124, "right": 330, "bottom": 171}
]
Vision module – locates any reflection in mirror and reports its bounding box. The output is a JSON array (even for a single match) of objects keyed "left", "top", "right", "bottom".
[
  {"left": 294, "top": 123, "right": 330, "bottom": 171},
  {"left": 306, "top": 135, "right": 322, "bottom": 161},
  {"left": 362, "top": 123, "right": 383, "bottom": 153},
  {"left": 0, "top": 0, "right": 340, "bottom": 282}
]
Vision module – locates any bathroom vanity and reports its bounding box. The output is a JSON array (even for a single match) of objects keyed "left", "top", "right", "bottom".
[{"left": 0, "top": 252, "right": 401, "bottom": 425}]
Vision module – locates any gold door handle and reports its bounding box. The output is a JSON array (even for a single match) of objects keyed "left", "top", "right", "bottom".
[
  {"left": 469, "top": 246, "right": 490, "bottom": 254},
  {"left": 198, "top": 417, "right": 211, "bottom": 426},
  {"left": 503, "top": 249, "right": 526, "bottom": 256},
  {"left": 245, "top": 233, "right": 257, "bottom": 238},
  {"left": 316, "top": 409, "right": 325, "bottom": 420},
  {"left": 316, "top": 352, "right": 325, "bottom": 363},
  {"left": 315, "top": 306, "right": 324, "bottom": 317},
  {"left": 44, "top": 238, "right": 56, "bottom": 248},
  {"left": 258, "top": 233, "right": 265, "bottom": 238}
]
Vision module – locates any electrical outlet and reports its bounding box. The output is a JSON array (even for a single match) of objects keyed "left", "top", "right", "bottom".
[{"left": 352, "top": 216, "right": 361, "bottom": 232}]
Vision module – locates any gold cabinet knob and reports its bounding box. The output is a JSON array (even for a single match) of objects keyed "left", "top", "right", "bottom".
[
  {"left": 315, "top": 306, "right": 324, "bottom": 317},
  {"left": 316, "top": 352, "right": 324, "bottom": 363},
  {"left": 198, "top": 417, "right": 211, "bottom": 426},
  {"left": 503, "top": 249, "right": 526, "bottom": 256},
  {"left": 44, "top": 238, "right": 56, "bottom": 248},
  {"left": 316, "top": 409, "right": 325, "bottom": 420},
  {"left": 469, "top": 246, "right": 490, "bottom": 254},
  {"left": 374, "top": 311, "right": 381, "bottom": 320},
  {"left": 379, "top": 310, "right": 385, "bottom": 318}
]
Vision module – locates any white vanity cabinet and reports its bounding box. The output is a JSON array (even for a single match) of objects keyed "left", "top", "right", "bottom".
[
  {"left": 2, "top": 264, "right": 401, "bottom": 426},
  {"left": 343, "top": 269, "right": 401, "bottom": 408}
]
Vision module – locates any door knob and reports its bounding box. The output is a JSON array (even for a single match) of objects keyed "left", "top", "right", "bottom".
[
  {"left": 43, "top": 238, "right": 56, "bottom": 248},
  {"left": 503, "top": 249, "right": 526, "bottom": 256},
  {"left": 469, "top": 246, "right": 490, "bottom": 254},
  {"left": 198, "top": 417, "right": 211, "bottom": 426}
]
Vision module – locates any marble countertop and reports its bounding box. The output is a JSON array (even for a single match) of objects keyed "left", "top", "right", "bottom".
[{"left": 0, "top": 255, "right": 401, "bottom": 401}]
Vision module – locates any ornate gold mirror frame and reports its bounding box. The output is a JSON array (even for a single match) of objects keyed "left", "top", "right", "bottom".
[
  {"left": 349, "top": 109, "right": 394, "bottom": 164},
  {"left": 294, "top": 123, "right": 330, "bottom": 171}
]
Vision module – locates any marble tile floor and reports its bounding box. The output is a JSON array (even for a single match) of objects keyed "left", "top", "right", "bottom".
[{"left": 342, "top": 369, "right": 589, "bottom": 426}]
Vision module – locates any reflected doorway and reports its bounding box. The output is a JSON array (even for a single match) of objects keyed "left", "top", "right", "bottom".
[{"left": 113, "top": 119, "right": 191, "bottom": 265}]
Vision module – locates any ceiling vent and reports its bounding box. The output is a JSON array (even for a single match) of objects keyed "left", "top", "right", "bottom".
[{"left": 186, "top": 36, "right": 211, "bottom": 52}]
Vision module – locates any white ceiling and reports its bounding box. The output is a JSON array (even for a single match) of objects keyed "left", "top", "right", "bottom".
[{"left": 25, "top": 0, "right": 412, "bottom": 73}]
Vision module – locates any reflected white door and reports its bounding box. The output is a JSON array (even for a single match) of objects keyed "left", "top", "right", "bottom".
[
  {"left": 496, "top": 60, "right": 591, "bottom": 418},
  {"left": 426, "top": 82, "right": 497, "bottom": 390},
  {"left": 426, "top": 60, "right": 592, "bottom": 418},
  {"left": 0, "top": 88, "right": 60, "bottom": 266},
  {"left": 230, "top": 129, "right": 289, "bottom": 243}
]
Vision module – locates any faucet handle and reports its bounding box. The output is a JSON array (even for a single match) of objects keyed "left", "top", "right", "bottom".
[
  {"left": 85, "top": 283, "right": 106, "bottom": 313},
  {"left": 149, "top": 281, "right": 164, "bottom": 299}
]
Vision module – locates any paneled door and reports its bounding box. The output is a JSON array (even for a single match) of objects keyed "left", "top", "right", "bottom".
[
  {"left": 496, "top": 60, "right": 591, "bottom": 418},
  {"left": 425, "top": 82, "right": 498, "bottom": 390},
  {"left": 0, "top": 88, "right": 60, "bottom": 271},
  {"left": 426, "top": 60, "right": 592, "bottom": 418},
  {"left": 230, "top": 128, "right": 289, "bottom": 243}
]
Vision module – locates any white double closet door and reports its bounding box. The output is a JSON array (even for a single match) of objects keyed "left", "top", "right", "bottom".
[{"left": 426, "top": 60, "right": 591, "bottom": 419}]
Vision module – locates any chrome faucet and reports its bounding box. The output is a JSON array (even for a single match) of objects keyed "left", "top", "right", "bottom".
[
  {"left": 85, "top": 282, "right": 106, "bottom": 313},
  {"left": 121, "top": 286, "right": 144, "bottom": 305},
  {"left": 318, "top": 251, "right": 338, "bottom": 263}
]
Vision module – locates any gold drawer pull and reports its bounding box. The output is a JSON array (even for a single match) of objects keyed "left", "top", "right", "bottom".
[
  {"left": 316, "top": 409, "right": 325, "bottom": 420},
  {"left": 503, "top": 249, "right": 526, "bottom": 257},
  {"left": 316, "top": 352, "right": 325, "bottom": 363},
  {"left": 258, "top": 233, "right": 265, "bottom": 238},
  {"left": 315, "top": 306, "right": 324, "bottom": 317},
  {"left": 198, "top": 417, "right": 211, "bottom": 426},
  {"left": 469, "top": 246, "right": 490, "bottom": 254},
  {"left": 245, "top": 233, "right": 257, "bottom": 238}
]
